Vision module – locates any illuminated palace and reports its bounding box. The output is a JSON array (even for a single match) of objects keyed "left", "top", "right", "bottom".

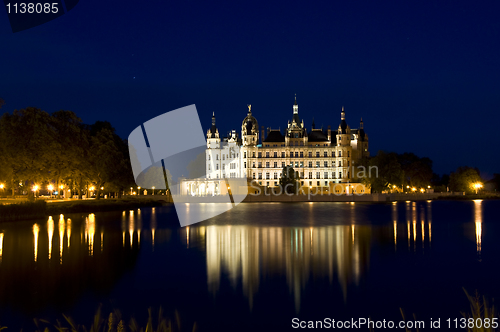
[{"left": 202, "top": 97, "right": 370, "bottom": 195}]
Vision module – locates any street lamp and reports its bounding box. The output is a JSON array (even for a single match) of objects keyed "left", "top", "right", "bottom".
[
  {"left": 474, "top": 183, "right": 483, "bottom": 194},
  {"left": 0, "top": 184, "right": 4, "bottom": 196},
  {"left": 48, "top": 184, "right": 54, "bottom": 198},
  {"left": 130, "top": 187, "right": 133, "bottom": 195},
  {"left": 152, "top": 186, "right": 155, "bottom": 195}
]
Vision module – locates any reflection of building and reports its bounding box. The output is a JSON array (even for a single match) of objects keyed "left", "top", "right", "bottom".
[
  {"left": 182, "top": 98, "right": 370, "bottom": 196},
  {"left": 204, "top": 225, "right": 371, "bottom": 311}
]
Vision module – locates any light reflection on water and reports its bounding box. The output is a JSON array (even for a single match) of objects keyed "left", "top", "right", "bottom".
[{"left": 0, "top": 200, "right": 493, "bottom": 328}]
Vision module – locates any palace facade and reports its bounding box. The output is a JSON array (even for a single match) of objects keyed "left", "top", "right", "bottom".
[{"left": 198, "top": 97, "right": 370, "bottom": 196}]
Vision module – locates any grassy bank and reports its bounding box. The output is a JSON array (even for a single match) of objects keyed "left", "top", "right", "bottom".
[{"left": 0, "top": 199, "right": 167, "bottom": 222}]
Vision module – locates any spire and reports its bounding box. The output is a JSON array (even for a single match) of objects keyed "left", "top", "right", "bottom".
[
  {"left": 311, "top": 117, "right": 315, "bottom": 129},
  {"left": 212, "top": 112, "right": 216, "bottom": 126},
  {"left": 341, "top": 106, "right": 345, "bottom": 121},
  {"left": 293, "top": 95, "right": 298, "bottom": 114},
  {"left": 247, "top": 104, "right": 252, "bottom": 114},
  {"left": 360, "top": 117, "right": 364, "bottom": 129}
]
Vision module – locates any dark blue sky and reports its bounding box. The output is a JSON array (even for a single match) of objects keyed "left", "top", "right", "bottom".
[{"left": 2, "top": 0, "right": 499, "bottom": 177}]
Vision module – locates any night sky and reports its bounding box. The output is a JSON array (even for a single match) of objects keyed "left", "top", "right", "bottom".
[{"left": 1, "top": 0, "right": 499, "bottom": 177}]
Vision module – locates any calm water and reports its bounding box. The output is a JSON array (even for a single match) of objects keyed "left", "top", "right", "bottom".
[{"left": 0, "top": 200, "right": 499, "bottom": 331}]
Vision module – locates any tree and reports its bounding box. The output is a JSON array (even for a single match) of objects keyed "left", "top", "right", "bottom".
[
  {"left": 397, "top": 152, "right": 433, "bottom": 188},
  {"left": 449, "top": 166, "right": 482, "bottom": 194},
  {"left": 0, "top": 107, "right": 53, "bottom": 199},
  {"left": 279, "top": 165, "right": 300, "bottom": 194},
  {"left": 363, "top": 151, "right": 404, "bottom": 193}
]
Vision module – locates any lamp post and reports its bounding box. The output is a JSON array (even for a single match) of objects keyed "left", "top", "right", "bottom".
[
  {"left": 48, "top": 184, "right": 54, "bottom": 198},
  {"left": 474, "top": 183, "right": 483, "bottom": 194},
  {"left": 33, "top": 185, "right": 39, "bottom": 198},
  {"left": 138, "top": 186, "right": 141, "bottom": 195},
  {"left": 0, "top": 184, "right": 4, "bottom": 196},
  {"left": 130, "top": 187, "right": 133, "bottom": 195},
  {"left": 152, "top": 186, "right": 155, "bottom": 195}
]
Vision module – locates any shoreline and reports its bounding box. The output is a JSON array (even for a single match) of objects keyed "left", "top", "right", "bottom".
[{"left": 0, "top": 198, "right": 169, "bottom": 222}]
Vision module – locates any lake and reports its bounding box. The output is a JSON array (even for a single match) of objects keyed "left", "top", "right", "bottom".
[{"left": 0, "top": 200, "right": 498, "bottom": 331}]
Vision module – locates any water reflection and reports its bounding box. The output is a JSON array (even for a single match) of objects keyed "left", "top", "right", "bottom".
[
  {"left": 474, "top": 200, "right": 482, "bottom": 255},
  {"left": 203, "top": 225, "right": 370, "bottom": 312}
]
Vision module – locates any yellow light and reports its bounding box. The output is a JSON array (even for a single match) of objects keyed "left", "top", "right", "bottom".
[
  {"left": 0, "top": 184, "right": 4, "bottom": 189},
  {"left": 100, "top": 187, "right": 104, "bottom": 190},
  {"left": 420, "top": 188, "right": 425, "bottom": 193},
  {"left": 152, "top": 186, "right": 155, "bottom": 190},
  {"left": 32, "top": 185, "right": 39, "bottom": 191},
  {"left": 138, "top": 186, "right": 141, "bottom": 190},
  {"left": 48, "top": 184, "right": 54, "bottom": 191},
  {"left": 412, "top": 187, "right": 416, "bottom": 192},
  {"left": 393, "top": 185, "right": 396, "bottom": 188},
  {"left": 427, "top": 185, "right": 431, "bottom": 188},
  {"left": 60, "top": 185, "right": 64, "bottom": 189},
  {"left": 474, "top": 183, "right": 483, "bottom": 189},
  {"left": 406, "top": 185, "right": 410, "bottom": 188}
]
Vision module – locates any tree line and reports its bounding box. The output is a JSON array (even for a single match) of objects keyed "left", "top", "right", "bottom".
[
  {"left": 0, "top": 105, "right": 135, "bottom": 199},
  {"left": 360, "top": 151, "right": 484, "bottom": 194}
]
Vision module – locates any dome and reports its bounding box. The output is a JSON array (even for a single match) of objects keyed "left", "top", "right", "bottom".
[{"left": 242, "top": 110, "right": 258, "bottom": 135}]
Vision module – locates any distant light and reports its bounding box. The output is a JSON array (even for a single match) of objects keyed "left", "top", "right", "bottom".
[
  {"left": 0, "top": 184, "right": 4, "bottom": 189},
  {"left": 48, "top": 185, "right": 54, "bottom": 191}
]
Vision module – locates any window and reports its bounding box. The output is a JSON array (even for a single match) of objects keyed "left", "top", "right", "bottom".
[
  {"left": 325, "top": 181, "right": 328, "bottom": 186},
  {"left": 339, "top": 172, "right": 342, "bottom": 178},
  {"left": 295, "top": 152, "right": 299, "bottom": 158},
  {"left": 316, "top": 172, "right": 320, "bottom": 179},
  {"left": 217, "top": 174, "right": 219, "bottom": 178},
  {"left": 324, "top": 172, "right": 328, "bottom": 179},
  {"left": 316, "top": 161, "right": 320, "bottom": 168},
  {"left": 244, "top": 152, "right": 247, "bottom": 158},
  {"left": 300, "top": 172, "right": 304, "bottom": 178},
  {"left": 332, "top": 161, "right": 335, "bottom": 167},
  {"left": 339, "top": 161, "right": 342, "bottom": 167},
  {"left": 309, "top": 181, "right": 312, "bottom": 185},
  {"left": 309, "top": 161, "right": 313, "bottom": 168},
  {"left": 216, "top": 164, "right": 219, "bottom": 170},
  {"left": 252, "top": 152, "right": 255, "bottom": 158},
  {"left": 258, "top": 162, "right": 262, "bottom": 168},
  {"left": 222, "top": 164, "right": 225, "bottom": 170},
  {"left": 324, "top": 151, "right": 327, "bottom": 157},
  {"left": 274, "top": 172, "right": 278, "bottom": 179},
  {"left": 348, "top": 151, "right": 350, "bottom": 157},
  {"left": 294, "top": 162, "right": 299, "bottom": 167},
  {"left": 347, "top": 161, "right": 350, "bottom": 166},
  {"left": 300, "top": 162, "right": 303, "bottom": 167},
  {"left": 281, "top": 152, "right": 285, "bottom": 158},
  {"left": 308, "top": 172, "right": 312, "bottom": 179},
  {"left": 258, "top": 152, "right": 262, "bottom": 158},
  {"left": 266, "top": 162, "right": 270, "bottom": 168},
  {"left": 308, "top": 152, "right": 312, "bottom": 157},
  {"left": 216, "top": 155, "right": 219, "bottom": 160},
  {"left": 281, "top": 162, "right": 285, "bottom": 167},
  {"left": 274, "top": 181, "right": 278, "bottom": 186},
  {"left": 223, "top": 155, "right": 225, "bottom": 160},
  {"left": 258, "top": 173, "right": 262, "bottom": 179},
  {"left": 317, "top": 181, "right": 320, "bottom": 186},
  {"left": 253, "top": 173, "right": 256, "bottom": 179},
  {"left": 300, "top": 152, "right": 304, "bottom": 157},
  {"left": 208, "top": 165, "right": 211, "bottom": 170},
  {"left": 266, "top": 173, "right": 270, "bottom": 179},
  {"left": 290, "top": 152, "right": 294, "bottom": 158},
  {"left": 223, "top": 173, "right": 225, "bottom": 178},
  {"left": 332, "top": 151, "right": 335, "bottom": 157},
  {"left": 208, "top": 155, "right": 211, "bottom": 160},
  {"left": 338, "top": 151, "right": 342, "bottom": 157},
  {"left": 332, "top": 172, "right": 336, "bottom": 178},
  {"left": 252, "top": 162, "right": 255, "bottom": 168},
  {"left": 266, "top": 152, "right": 269, "bottom": 158},
  {"left": 274, "top": 162, "right": 277, "bottom": 168},
  {"left": 274, "top": 152, "right": 277, "bottom": 158},
  {"left": 316, "top": 151, "right": 320, "bottom": 157},
  {"left": 244, "top": 162, "right": 247, "bottom": 168},
  {"left": 324, "top": 161, "right": 328, "bottom": 167}
]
